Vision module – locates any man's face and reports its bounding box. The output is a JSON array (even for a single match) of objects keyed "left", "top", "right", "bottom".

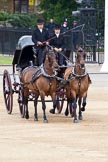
[
  {"left": 50, "top": 19, "right": 54, "bottom": 23},
  {"left": 73, "top": 22, "right": 77, "bottom": 26},
  {"left": 37, "top": 24, "right": 44, "bottom": 29},
  {"left": 55, "top": 29, "right": 60, "bottom": 34},
  {"left": 64, "top": 21, "right": 67, "bottom": 25}
]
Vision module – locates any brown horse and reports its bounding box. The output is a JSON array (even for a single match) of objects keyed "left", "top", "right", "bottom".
[
  {"left": 20, "top": 48, "right": 58, "bottom": 122},
  {"left": 64, "top": 47, "right": 90, "bottom": 123}
]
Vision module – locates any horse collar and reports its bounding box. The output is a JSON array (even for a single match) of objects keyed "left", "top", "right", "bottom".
[
  {"left": 72, "top": 67, "right": 87, "bottom": 78},
  {"left": 41, "top": 65, "right": 57, "bottom": 78}
]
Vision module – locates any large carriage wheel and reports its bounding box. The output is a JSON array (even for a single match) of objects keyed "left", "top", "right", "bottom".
[
  {"left": 18, "top": 87, "right": 25, "bottom": 118},
  {"left": 56, "top": 89, "right": 65, "bottom": 114},
  {"left": 3, "top": 70, "right": 13, "bottom": 114}
]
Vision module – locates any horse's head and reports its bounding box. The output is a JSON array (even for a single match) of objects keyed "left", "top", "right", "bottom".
[
  {"left": 45, "top": 49, "right": 59, "bottom": 71},
  {"left": 75, "top": 47, "right": 86, "bottom": 69}
]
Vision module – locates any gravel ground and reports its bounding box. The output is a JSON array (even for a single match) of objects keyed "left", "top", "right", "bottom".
[{"left": 0, "top": 65, "right": 108, "bottom": 162}]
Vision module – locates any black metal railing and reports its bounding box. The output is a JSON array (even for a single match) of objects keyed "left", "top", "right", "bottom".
[
  {"left": 0, "top": 27, "right": 33, "bottom": 55},
  {"left": 0, "top": 25, "right": 104, "bottom": 63}
]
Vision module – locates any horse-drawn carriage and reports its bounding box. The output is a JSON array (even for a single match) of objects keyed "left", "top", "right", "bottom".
[
  {"left": 3, "top": 35, "right": 90, "bottom": 123},
  {"left": 3, "top": 35, "right": 68, "bottom": 122}
]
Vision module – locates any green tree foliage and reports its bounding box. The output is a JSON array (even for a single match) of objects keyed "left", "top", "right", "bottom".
[
  {"left": 0, "top": 0, "right": 104, "bottom": 30},
  {"left": 0, "top": 11, "right": 10, "bottom": 21},
  {"left": 8, "top": 14, "right": 37, "bottom": 27},
  {"left": 0, "top": 11, "right": 37, "bottom": 27},
  {"left": 39, "top": 0, "right": 78, "bottom": 25}
]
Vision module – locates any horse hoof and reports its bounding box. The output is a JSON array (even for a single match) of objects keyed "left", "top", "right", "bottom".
[
  {"left": 34, "top": 117, "right": 38, "bottom": 121},
  {"left": 73, "top": 119, "right": 78, "bottom": 123},
  {"left": 81, "top": 107, "right": 85, "bottom": 111},
  {"left": 49, "top": 109, "right": 55, "bottom": 114},
  {"left": 25, "top": 114, "right": 29, "bottom": 119},
  {"left": 79, "top": 116, "right": 83, "bottom": 120},
  {"left": 65, "top": 110, "right": 69, "bottom": 116},
  {"left": 43, "top": 119, "right": 48, "bottom": 123}
]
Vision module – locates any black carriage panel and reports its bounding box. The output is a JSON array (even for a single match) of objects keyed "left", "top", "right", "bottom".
[
  {"left": 17, "top": 45, "right": 34, "bottom": 65},
  {"left": 12, "top": 35, "right": 34, "bottom": 66},
  {"left": 12, "top": 49, "right": 21, "bottom": 65}
]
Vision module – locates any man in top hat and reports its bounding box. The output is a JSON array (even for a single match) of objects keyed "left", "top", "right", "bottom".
[
  {"left": 49, "top": 24, "right": 66, "bottom": 66},
  {"left": 32, "top": 19, "right": 49, "bottom": 66}
]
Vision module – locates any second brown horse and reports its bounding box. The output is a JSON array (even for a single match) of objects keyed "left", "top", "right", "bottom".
[{"left": 64, "top": 47, "right": 90, "bottom": 123}]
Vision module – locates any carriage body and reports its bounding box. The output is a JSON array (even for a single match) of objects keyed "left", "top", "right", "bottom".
[
  {"left": 12, "top": 35, "right": 34, "bottom": 72},
  {"left": 3, "top": 35, "right": 36, "bottom": 116},
  {"left": 3, "top": 35, "right": 67, "bottom": 117}
]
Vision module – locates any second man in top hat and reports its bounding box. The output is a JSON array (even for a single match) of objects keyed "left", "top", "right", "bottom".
[{"left": 49, "top": 24, "right": 66, "bottom": 66}]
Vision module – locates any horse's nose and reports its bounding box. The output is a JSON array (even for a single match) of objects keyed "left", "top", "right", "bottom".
[
  {"left": 53, "top": 64, "right": 59, "bottom": 71},
  {"left": 55, "top": 64, "right": 59, "bottom": 69},
  {"left": 80, "top": 64, "right": 85, "bottom": 69}
]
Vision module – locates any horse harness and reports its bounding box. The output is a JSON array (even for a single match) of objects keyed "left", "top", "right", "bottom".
[
  {"left": 20, "top": 65, "right": 57, "bottom": 93},
  {"left": 67, "top": 66, "right": 88, "bottom": 96}
]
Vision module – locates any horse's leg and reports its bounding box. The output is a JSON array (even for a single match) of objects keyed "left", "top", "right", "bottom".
[
  {"left": 65, "top": 98, "right": 70, "bottom": 116},
  {"left": 81, "top": 94, "right": 87, "bottom": 111},
  {"left": 49, "top": 94, "right": 57, "bottom": 114},
  {"left": 34, "top": 95, "right": 39, "bottom": 121},
  {"left": 40, "top": 93, "right": 48, "bottom": 123},
  {"left": 72, "top": 97, "right": 78, "bottom": 123},
  {"left": 24, "top": 96, "right": 29, "bottom": 119},
  {"left": 69, "top": 98, "right": 75, "bottom": 117},
  {"left": 23, "top": 88, "right": 29, "bottom": 119},
  {"left": 65, "top": 90, "right": 71, "bottom": 116},
  {"left": 78, "top": 97, "right": 83, "bottom": 120}
]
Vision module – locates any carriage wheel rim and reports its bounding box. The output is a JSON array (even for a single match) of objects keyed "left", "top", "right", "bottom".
[{"left": 3, "top": 70, "right": 13, "bottom": 114}]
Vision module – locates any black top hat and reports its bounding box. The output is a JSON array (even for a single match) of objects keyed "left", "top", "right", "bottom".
[
  {"left": 54, "top": 24, "right": 61, "bottom": 30},
  {"left": 37, "top": 19, "right": 44, "bottom": 24}
]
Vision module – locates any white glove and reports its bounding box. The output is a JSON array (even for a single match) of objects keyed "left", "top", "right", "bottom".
[
  {"left": 45, "top": 41, "right": 49, "bottom": 45},
  {"left": 37, "top": 41, "right": 43, "bottom": 46},
  {"left": 58, "top": 48, "right": 62, "bottom": 52},
  {"left": 54, "top": 47, "right": 59, "bottom": 52}
]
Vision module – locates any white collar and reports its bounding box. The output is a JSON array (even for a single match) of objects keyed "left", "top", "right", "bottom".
[
  {"left": 40, "top": 29, "right": 43, "bottom": 33},
  {"left": 56, "top": 34, "right": 59, "bottom": 38}
]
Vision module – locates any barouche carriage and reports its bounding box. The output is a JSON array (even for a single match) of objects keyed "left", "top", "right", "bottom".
[
  {"left": 3, "top": 35, "right": 90, "bottom": 123},
  {"left": 3, "top": 35, "right": 68, "bottom": 122}
]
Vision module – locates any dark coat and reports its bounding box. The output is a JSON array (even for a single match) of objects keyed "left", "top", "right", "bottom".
[
  {"left": 46, "top": 22, "right": 55, "bottom": 37},
  {"left": 61, "top": 25, "right": 69, "bottom": 33},
  {"left": 32, "top": 27, "right": 49, "bottom": 49},
  {"left": 50, "top": 34, "right": 65, "bottom": 50}
]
